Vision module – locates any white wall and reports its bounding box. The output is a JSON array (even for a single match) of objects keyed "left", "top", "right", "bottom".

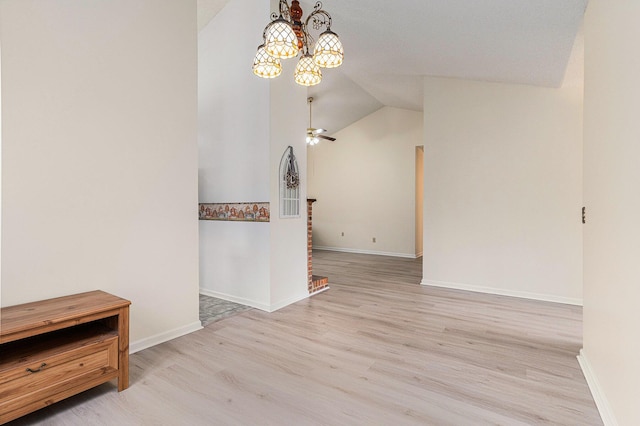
[
  {"left": 198, "top": 0, "right": 270, "bottom": 203},
  {"left": 581, "top": 1, "right": 640, "bottom": 424},
  {"left": 199, "top": 0, "right": 308, "bottom": 311},
  {"left": 198, "top": 0, "right": 272, "bottom": 309},
  {"left": 422, "top": 77, "right": 583, "bottom": 305},
  {"left": 269, "top": 66, "right": 307, "bottom": 309},
  {"left": 0, "top": 0, "right": 200, "bottom": 350},
  {"left": 0, "top": 36, "right": 3, "bottom": 309},
  {"left": 415, "top": 146, "right": 424, "bottom": 257},
  {"left": 308, "top": 106, "right": 423, "bottom": 258}
]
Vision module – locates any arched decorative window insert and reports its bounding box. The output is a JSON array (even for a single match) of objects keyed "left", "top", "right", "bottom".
[{"left": 279, "top": 146, "right": 300, "bottom": 218}]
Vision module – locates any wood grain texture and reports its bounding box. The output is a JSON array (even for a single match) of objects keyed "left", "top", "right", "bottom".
[
  {"left": 117, "top": 306, "right": 130, "bottom": 391},
  {"left": 1, "top": 291, "right": 130, "bottom": 424},
  {"left": 0, "top": 290, "right": 130, "bottom": 344},
  {"left": 7, "top": 251, "right": 602, "bottom": 425}
]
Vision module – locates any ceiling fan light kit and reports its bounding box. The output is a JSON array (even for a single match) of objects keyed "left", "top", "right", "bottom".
[
  {"left": 253, "top": 0, "right": 344, "bottom": 87},
  {"left": 306, "top": 135, "right": 320, "bottom": 145}
]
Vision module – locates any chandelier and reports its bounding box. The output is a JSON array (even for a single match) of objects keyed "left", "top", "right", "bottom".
[{"left": 252, "top": 0, "right": 344, "bottom": 87}]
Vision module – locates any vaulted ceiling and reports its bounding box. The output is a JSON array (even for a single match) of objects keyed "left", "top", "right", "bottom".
[{"left": 199, "top": 0, "right": 587, "bottom": 134}]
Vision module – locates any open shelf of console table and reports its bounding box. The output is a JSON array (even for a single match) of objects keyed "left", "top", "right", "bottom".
[{"left": 0, "top": 290, "right": 130, "bottom": 424}]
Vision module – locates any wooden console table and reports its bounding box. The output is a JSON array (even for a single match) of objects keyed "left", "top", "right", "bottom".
[{"left": 0, "top": 290, "right": 130, "bottom": 424}]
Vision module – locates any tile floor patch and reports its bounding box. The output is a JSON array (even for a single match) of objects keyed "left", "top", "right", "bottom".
[{"left": 199, "top": 294, "right": 252, "bottom": 326}]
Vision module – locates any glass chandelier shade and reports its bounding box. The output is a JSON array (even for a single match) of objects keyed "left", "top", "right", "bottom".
[
  {"left": 252, "top": 45, "right": 282, "bottom": 79},
  {"left": 313, "top": 30, "right": 344, "bottom": 68},
  {"left": 264, "top": 17, "right": 299, "bottom": 59},
  {"left": 253, "top": 1, "right": 343, "bottom": 86},
  {"left": 306, "top": 135, "right": 320, "bottom": 145},
  {"left": 294, "top": 54, "right": 322, "bottom": 86}
]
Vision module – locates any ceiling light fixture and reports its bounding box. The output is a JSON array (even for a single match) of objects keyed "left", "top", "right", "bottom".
[
  {"left": 253, "top": 0, "right": 344, "bottom": 87},
  {"left": 306, "top": 97, "right": 336, "bottom": 144}
]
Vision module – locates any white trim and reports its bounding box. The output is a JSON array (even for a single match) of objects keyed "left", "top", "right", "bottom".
[
  {"left": 268, "top": 291, "right": 312, "bottom": 312},
  {"left": 129, "top": 321, "right": 203, "bottom": 354},
  {"left": 200, "top": 288, "right": 320, "bottom": 313},
  {"left": 200, "top": 288, "right": 271, "bottom": 311},
  {"left": 577, "top": 349, "right": 618, "bottom": 426},
  {"left": 313, "top": 246, "right": 418, "bottom": 259},
  {"left": 421, "top": 279, "right": 583, "bottom": 306}
]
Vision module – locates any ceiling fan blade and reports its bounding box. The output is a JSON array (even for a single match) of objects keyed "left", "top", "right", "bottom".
[{"left": 306, "top": 98, "right": 333, "bottom": 142}]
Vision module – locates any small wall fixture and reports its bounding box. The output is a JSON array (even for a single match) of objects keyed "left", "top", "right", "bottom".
[{"left": 253, "top": 1, "right": 344, "bottom": 87}]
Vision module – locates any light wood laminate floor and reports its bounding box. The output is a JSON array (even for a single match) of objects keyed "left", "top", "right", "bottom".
[{"left": 9, "top": 250, "right": 601, "bottom": 425}]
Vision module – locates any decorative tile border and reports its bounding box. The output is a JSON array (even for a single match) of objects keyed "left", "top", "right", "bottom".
[{"left": 199, "top": 202, "right": 270, "bottom": 222}]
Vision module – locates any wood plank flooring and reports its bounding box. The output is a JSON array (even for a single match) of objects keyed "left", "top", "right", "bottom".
[{"left": 8, "top": 250, "right": 602, "bottom": 425}]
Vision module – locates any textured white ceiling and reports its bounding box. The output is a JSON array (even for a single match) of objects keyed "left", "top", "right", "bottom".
[{"left": 199, "top": 0, "right": 587, "bottom": 134}]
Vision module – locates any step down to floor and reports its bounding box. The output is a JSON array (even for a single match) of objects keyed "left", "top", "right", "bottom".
[
  {"left": 310, "top": 275, "right": 329, "bottom": 294},
  {"left": 312, "top": 275, "right": 328, "bottom": 286}
]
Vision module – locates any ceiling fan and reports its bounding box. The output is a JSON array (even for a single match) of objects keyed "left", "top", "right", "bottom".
[{"left": 306, "top": 97, "right": 336, "bottom": 145}]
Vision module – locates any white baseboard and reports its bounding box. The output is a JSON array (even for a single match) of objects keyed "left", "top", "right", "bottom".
[
  {"left": 129, "top": 321, "right": 203, "bottom": 354},
  {"left": 268, "top": 291, "right": 313, "bottom": 312},
  {"left": 200, "top": 288, "right": 311, "bottom": 312},
  {"left": 313, "top": 246, "right": 418, "bottom": 259},
  {"left": 200, "top": 288, "right": 270, "bottom": 311},
  {"left": 421, "top": 279, "right": 583, "bottom": 306},
  {"left": 577, "top": 349, "right": 618, "bottom": 426}
]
